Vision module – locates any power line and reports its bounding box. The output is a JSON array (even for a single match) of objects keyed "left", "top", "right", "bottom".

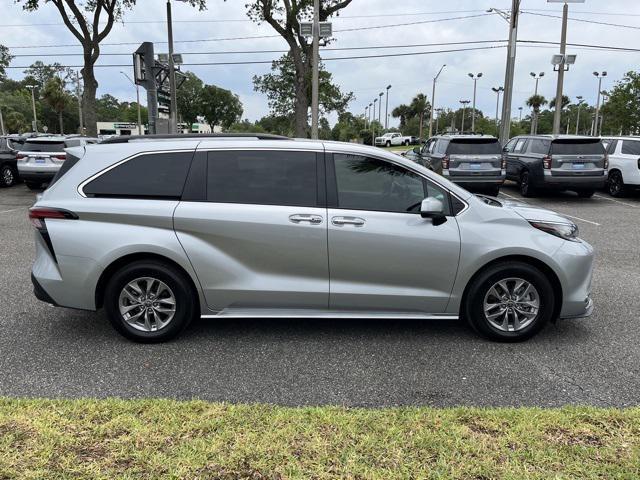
[
  {"left": 3, "top": 44, "right": 506, "bottom": 69},
  {"left": 522, "top": 11, "right": 640, "bottom": 30},
  {"left": 5, "top": 13, "right": 493, "bottom": 49}
]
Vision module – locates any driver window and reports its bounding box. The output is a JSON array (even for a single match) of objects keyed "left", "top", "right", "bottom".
[{"left": 333, "top": 154, "right": 426, "bottom": 214}]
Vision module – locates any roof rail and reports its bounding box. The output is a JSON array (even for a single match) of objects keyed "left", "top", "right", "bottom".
[{"left": 99, "top": 133, "right": 290, "bottom": 144}]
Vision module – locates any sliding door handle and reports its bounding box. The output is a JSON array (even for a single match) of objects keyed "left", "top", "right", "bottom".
[
  {"left": 289, "top": 214, "right": 323, "bottom": 225},
  {"left": 332, "top": 216, "right": 366, "bottom": 227}
]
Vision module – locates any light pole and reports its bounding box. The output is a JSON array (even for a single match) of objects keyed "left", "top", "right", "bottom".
[
  {"left": 592, "top": 71, "right": 607, "bottom": 136},
  {"left": 530, "top": 72, "right": 544, "bottom": 134},
  {"left": 378, "top": 92, "right": 384, "bottom": 126},
  {"left": 311, "top": 0, "right": 320, "bottom": 139},
  {"left": 492, "top": 87, "right": 504, "bottom": 136},
  {"left": 384, "top": 85, "right": 391, "bottom": 130},
  {"left": 435, "top": 108, "right": 443, "bottom": 135},
  {"left": 372, "top": 98, "right": 378, "bottom": 142},
  {"left": 428, "top": 64, "right": 446, "bottom": 138},
  {"left": 489, "top": 2, "right": 521, "bottom": 145},
  {"left": 575, "top": 95, "right": 584, "bottom": 134},
  {"left": 368, "top": 102, "right": 372, "bottom": 127},
  {"left": 599, "top": 90, "right": 608, "bottom": 136},
  {"left": 459, "top": 100, "right": 470, "bottom": 133},
  {"left": 530, "top": 72, "right": 545, "bottom": 96},
  {"left": 364, "top": 105, "right": 369, "bottom": 129},
  {"left": 518, "top": 106, "right": 523, "bottom": 122},
  {"left": 75, "top": 70, "right": 84, "bottom": 134},
  {"left": 121, "top": 71, "right": 143, "bottom": 135},
  {"left": 26, "top": 84, "right": 38, "bottom": 133},
  {"left": 468, "top": 72, "right": 483, "bottom": 132}
]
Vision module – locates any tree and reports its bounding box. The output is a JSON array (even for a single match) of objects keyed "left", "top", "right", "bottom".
[
  {"left": 199, "top": 85, "right": 243, "bottom": 129},
  {"left": 0, "top": 45, "right": 12, "bottom": 80},
  {"left": 601, "top": 71, "right": 640, "bottom": 135},
  {"left": 253, "top": 53, "right": 352, "bottom": 136},
  {"left": 526, "top": 94, "right": 547, "bottom": 134},
  {"left": 548, "top": 94, "right": 570, "bottom": 111},
  {"left": 16, "top": 0, "right": 206, "bottom": 136},
  {"left": 23, "top": 61, "right": 72, "bottom": 88},
  {"left": 331, "top": 111, "right": 365, "bottom": 142},
  {"left": 391, "top": 93, "right": 431, "bottom": 137},
  {"left": 42, "top": 77, "right": 69, "bottom": 134},
  {"left": 391, "top": 104, "right": 412, "bottom": 130},
  {"left": 176, "top": 72, "right": 205, "bottom": 125},
  {"left": 244, "top": 0, "right": 353, "bottom": 137}
]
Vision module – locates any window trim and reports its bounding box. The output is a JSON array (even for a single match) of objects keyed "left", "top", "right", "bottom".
[{"left": 77, "top": 148, "right": 195, "bottom": 198}]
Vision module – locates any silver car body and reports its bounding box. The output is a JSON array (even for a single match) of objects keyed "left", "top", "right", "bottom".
[{"left": 31, "top": 138, "right": 594, "bottom": 321}]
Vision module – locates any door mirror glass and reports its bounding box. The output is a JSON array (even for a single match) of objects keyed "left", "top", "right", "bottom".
[{"left": 420, "top": 197, "right": 447, "bottom": 225}]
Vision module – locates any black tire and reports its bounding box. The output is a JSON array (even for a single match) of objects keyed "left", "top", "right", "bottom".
[
  {"left": 25, "top": 181, "right": 42, "bottom": 190},
  {"left": 104, "top": 260, "right": 197, "bottom": 343},
  {"left": 486, "top": 186, "right": 500, "bottom": 197},
  {"left": 404, "top": 140, "right": 410, "bottom": 146},
  {"left": 463, "top": 261, "right": 555, "bottom": 342},
  {"left": 385, "top": 141, "right": 391, "bottom": 147},
  {"left": 0, "top": 164, "right": 17, "bottom": 188},
  {"left": 576, "top": 190, "right": 595, "bottom": 199},
  {"left": 519, "top": 171, "right": 535, "bottom": 197},
  {"left": 607, "top": 170, "right": 626, "bottom": 197}
]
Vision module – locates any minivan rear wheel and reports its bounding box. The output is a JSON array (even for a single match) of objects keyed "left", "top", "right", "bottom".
[
  {"left": 464, "top": 262, "right": 554, "bottom": 342},
  {"left": 104, "top": 260, "right": 196, "bottom": 343}
]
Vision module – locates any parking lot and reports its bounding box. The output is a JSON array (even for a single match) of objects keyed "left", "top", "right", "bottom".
[{"left": 1, "top": 182, "right": 639, "bottom": 407}]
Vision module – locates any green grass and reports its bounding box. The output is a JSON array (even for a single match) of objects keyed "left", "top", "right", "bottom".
[
  {"left": 378, "top": 145, "right": 412, "bottom": 153},
  {"left": 1, "top": 399, "right": 639, "bottom": 479}
]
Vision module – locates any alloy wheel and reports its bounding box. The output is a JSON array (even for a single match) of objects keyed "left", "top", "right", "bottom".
[
  {"left": 1, "top": 167, "right": 13, "bottom": 187},
  {"left": 608, "top": 172, "right": 623, "bottom": 196},
  {"left": 483, "top": 277, "right": 540, "bottom": 332},
  {"left": 118, "top": 277, "right": 176, "bottom": 332}
]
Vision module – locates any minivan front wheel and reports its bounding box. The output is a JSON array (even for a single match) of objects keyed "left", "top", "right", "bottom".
[
  {"left": 104, "top": 260, "right": 196, "bottom": 342},
  {"left": 464, "top": 262, "right": 554, "bottom": 342}
]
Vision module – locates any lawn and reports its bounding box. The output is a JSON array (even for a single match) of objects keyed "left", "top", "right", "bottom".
[{"left": 1, "top": 399, "right": 639, "bottom": 479}]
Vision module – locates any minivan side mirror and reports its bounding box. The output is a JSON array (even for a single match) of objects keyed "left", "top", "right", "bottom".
[{"left": 420, "top": 197, "right": 447, "bottom": 225}]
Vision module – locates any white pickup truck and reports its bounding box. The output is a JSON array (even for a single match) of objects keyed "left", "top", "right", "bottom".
[{"left": 374, "top": 132, "right": 416, "bottom": 147}]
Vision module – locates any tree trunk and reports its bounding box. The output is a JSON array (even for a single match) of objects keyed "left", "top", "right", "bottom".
[
  {"left": 292, "top": 54, "right": 310, "bottom": 138},
  {"left": 82, "top": 66, "right": 98, "bottom": 136}
]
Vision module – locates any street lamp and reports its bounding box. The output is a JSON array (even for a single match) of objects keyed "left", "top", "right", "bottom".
[
  {"left": 529, "top": 72, "right": 545, "bottom": 135},
  {"left": 428, "top": 64, "right": 446, "bottom": 138},
  {"left": 492, "top": 86, "right": 504, "bottom": 136},
  {"left": 364, "top": 105, "right": 369, "bottom": 129},
  {"left": 26, "top": 84, "right": 38, "bottom": 133},
  {"left": 372, "top": 98, "right": 378, "bottom": 142},
  {"left": 592, "top": 71, "right": 607, "bottom": 136},
  {"left": 530, "top": 72, "right": 545, "bottom": 96},
  {"left": 434, "top": 108, "right": 443, "bottom": 135},
  {"left": 599, "top": 90, "right": 609, "bottom": 136},
  {"left": 378, "top": 92, "right": 384, "bottom": 127},
  {"left": 575, "top": 95, "right": 584, "bottom": 135},
  {"left": 368, "top": 102, "right": 373, "bottom": 127},
  {"left": 120, "top": 71, "right": 143, "bottom": 135},
  {"left": 459, "top": 100, "right": 470, "bottom": 133},
  {"left": 384, "top": 85, "right": 391, "bottom": 130},
  {"left": 468, "top": 72, "right": 483, "bottom": 132},
  {"left": 518, "top": 106, "right": 523, "bottom": 122}
]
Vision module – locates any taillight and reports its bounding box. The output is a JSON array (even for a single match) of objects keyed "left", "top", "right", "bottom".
[
  {"left": 28, "top": 207, "right": 78, "bottom": 229},
  {"left": 51, "top": 154, "right": 66, "bottom": 163},
  {"left": 603, "top": 154, "right": 609, "bottom": 169},
  {"left": 542, "top": 155, "right": 552, "bottom": 169},
  {"left": 442, "top": 155, "right": 450, "bottom": 170},
  {"left": 501, "top": 154, "right": 507, "bottom": 170},
  {"left": 16, "top": 154, "right": 26, "bottom": 161}
]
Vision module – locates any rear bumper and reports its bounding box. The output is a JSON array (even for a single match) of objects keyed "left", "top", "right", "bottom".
[
  {"left": 444, "top": 173, "right": 505, "bottom": 189},
  {"left": 31, "top": 272, "right": 58, "bottom": 305},
  {"left": 538, "top": 172, "right": 607, "bottom": 190},
  {"left": 18, "top": 171, "right": 56, "bottom": 182}
]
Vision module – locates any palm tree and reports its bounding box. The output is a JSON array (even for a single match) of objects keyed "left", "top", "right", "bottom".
[
  {"left": 526, "top": 94, "right": 547, "bottom": 135},
  {"left": 391, "top": 104, "right": 412, "bottom": 129},
  {"left": 409, "top": 93, "right": 430, "bottom": 139},
  {"left": 548, "top": 95, "right": 570, "bottom": 111},
  {"left": 42, "top": 77, "right": 68, "bottom": 134}
]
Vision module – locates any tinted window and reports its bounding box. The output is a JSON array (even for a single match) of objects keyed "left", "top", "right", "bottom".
[
  {"left": 65, "top": 139, "right": 82, "bottom": 148},
  {"left": 447, "top": 139, "right": 501, "bottom": 155},
  {"left": 621, "top": 140, "right": 640, "bottom": 156},
  {"left": 435, "top": 140, "right": 448, "bottom": 154},
  {"left": 21, "top": 140, "right": 65, "bottom": 152},
  {"left": 551, "top": 141, "right": 604, "bottom": 155},
  {"left": 604, "top": 139, "right": 617, "bottom": 154},
  {"left": 84, "top": 151, "right": 193, "bottom": 199},
  {"left": 529, "top": 139, "right": 551, "bottom": 154},
  {"left": 333, "top": 154, "right": 427, "bottom": 214},
  {"left": 513, "top": 139, "right": 528, "bottom": 153},
  {"left": 503, "top": 138, "right": 518, "bottom": 153},
  {"left": 207, "top": 150, "right": 317, "bottom": 207}
]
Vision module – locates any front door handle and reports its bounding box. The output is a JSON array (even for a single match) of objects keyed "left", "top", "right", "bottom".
[
  {"left": 332, "top": 216, "right": 366, "bottom": 227},
  {"left": 289, "top": 214, "right": 323, "bottom": 225}
]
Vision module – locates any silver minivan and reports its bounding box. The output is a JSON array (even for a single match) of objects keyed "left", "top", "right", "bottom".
[{"left": 30, "top": 135, "right": 594, "bottom": 343}]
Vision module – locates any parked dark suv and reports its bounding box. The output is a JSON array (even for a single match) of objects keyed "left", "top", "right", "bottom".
[
  {"left": 404, "top": 134, "right": 505, "bottom": 196},
  {"left": 504, "top": 135, "right": 607, "bottom": 198},
  {"left": 0, "top": 136, "right": 25, "bottom": 188}
]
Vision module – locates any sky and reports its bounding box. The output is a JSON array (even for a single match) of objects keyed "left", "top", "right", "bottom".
[{"left": 1, "top": 0, "right": 639, "bottom": 128}]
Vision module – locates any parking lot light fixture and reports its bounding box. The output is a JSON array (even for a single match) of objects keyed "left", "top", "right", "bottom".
[
  {"left": 592, "top": 72, "right": 607, "bottom": 136},
  {"left": 468, "top": 73, "right": 483, "bottom": 132},
  {"left": 459, "top": 99, "right": 471, "bottom": 133},
  {"left": 492, "top": 87, "right": 504, "bottom": 136},
  {"left": 530, "top": 72, "right": 545, "bottom": 96},
  {"left": 26, "top": 84, "right": 38, "bottom": 133},
  {"left": 364, "top": 105, "right": 369, "bottom": 129},
  {"left": 428, "top": 64, "right": 446, "bottom": 138},
  {"left": 385, "top": 85, "right": 391, "bottom": 130},
  {"left": 378, "top": 92, "right": 384, "bottom": 127},
  {"left": 575, "top": 95, "right": 584, "bottom": 134},
  {"left": 518, "top": 106, "right": 523, "bottom": 121}
]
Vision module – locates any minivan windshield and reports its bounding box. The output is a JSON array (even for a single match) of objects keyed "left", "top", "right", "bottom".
[
  {"left": 21, "top": 140, "right": 66, "bottom": 152},
  {"left": 447, "top": 139, "right": 501, "bottom": 155},
  {"left": 551, "top": 140, "right": 604, "bottom": 155}
]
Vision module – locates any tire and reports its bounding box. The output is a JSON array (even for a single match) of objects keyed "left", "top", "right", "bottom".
[
  {"left": 576, "top": 190, "right": 595, "bottom": 198},
  {"left": 0, "top": 164, "right": 17, "bottom": 188},
  {"left": 463, "top": 261, "right": 555, "bottom": 342},
  {"left": 25, "top": 181, "right": 42, "bottom": 190},
  {"left": 385, "top": 141, "right": 391, "bottom": 147},
  {"left": 104, "top": 260, "right": 197, "bottom": 343},
  {"left": 404, "top": 140, "right": 410, "bottom": 146},
  {"left": 486, "top": 186, "right": 500, "bottom": 197},
  {"left": 607, "top": 170, "right": 626, "bottom": 197},
  {"left": 519, "top": 171, "right": 535, "bottom": 197}
]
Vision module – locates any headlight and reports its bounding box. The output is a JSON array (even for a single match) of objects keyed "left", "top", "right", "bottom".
[{"left": 529, "top": 221, "right": 580, "bottom": 242}]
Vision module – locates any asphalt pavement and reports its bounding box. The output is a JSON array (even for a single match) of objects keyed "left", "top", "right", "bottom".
[{"left": 1, "top": 183, "right": 639, "bottom": 407}]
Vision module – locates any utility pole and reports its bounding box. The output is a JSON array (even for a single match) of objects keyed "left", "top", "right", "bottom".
[
  {"left": 468, "top": 72, "right": 482, "bottom": 132},
  {"left": 460, "top": 100, "right": 470, "bottom": 133},
  {"left": 575, "top": 96, "right": 583, "bottom": 134},
  {"left": 492, "top": 87, "right": 504, "bottom": 136},
  {"left": 26, "top": 85, "right": 38, "bottom": 133},
  {"left": 490, "top": 1, "right": 520, "bottom": 145},
  {"left": 552, "top": 2, "right": 569, "bottom": 135},
  {"left": 378, "top": 92, "right": 383, "bottom": 126},
  {"left": 311, "top": 0, "right": 320, "bottom": 139},
  {"left": 599, "top": 91, "right": 608, "bottom": 136},
  {"left": 75, "top": 70, "right": 84, "bottom": 134},
  {"left": 592, "top": 72, "right": 606, "bottom": 136},
  {"left": 385, "top": 85, "right": 391, "bottom": 129},
  {"left": 428, "top": 64, "right": 446, "bottom": 138},
  {"left": 166, "top": 0, "right": 178, "bottom": 134},
  {"left": 0, "top": 107, "right": 4, "bottom": 135}
]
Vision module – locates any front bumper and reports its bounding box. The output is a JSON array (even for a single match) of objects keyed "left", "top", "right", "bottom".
[{"left": 553, "top": 239, "right": 595, "bottom": 319}]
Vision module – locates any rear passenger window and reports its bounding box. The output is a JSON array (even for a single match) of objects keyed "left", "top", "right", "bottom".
[
  {"left": 621, "top": 140, "right": 640, "bottom": 156},
  {"left": 529, "top": 139, "right": 551, "bottom": 154},
  {"left": 446, "top": 140, "right": 501, "bottom": 155},
  {"left": 513, "top": 139, "right": 528, "bottom": 153},
  {"left": 83, "top": 152, "right": 193, "bottom": 199},
  {"left": 435, "top": 140, "right": 448, "bottom": 154},
  {"left": 207, "top": 150, "right": 318, "bottom": 207}
]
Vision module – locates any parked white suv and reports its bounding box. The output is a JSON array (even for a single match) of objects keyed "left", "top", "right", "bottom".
[
  {"left": 374, "top": 132, "right": 414, "bottom": 147},
  {"left": 602, "top": 136, "right": 640, "bottom": 197}
]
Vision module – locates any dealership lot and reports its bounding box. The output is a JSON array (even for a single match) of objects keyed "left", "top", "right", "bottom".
[{"left": 1, "top": 183, "right": 639, "bottom": 407}]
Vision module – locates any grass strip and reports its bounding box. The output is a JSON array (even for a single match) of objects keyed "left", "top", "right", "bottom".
[{"left": 1, "top": 399, "right": 639, "bottom": 479}]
